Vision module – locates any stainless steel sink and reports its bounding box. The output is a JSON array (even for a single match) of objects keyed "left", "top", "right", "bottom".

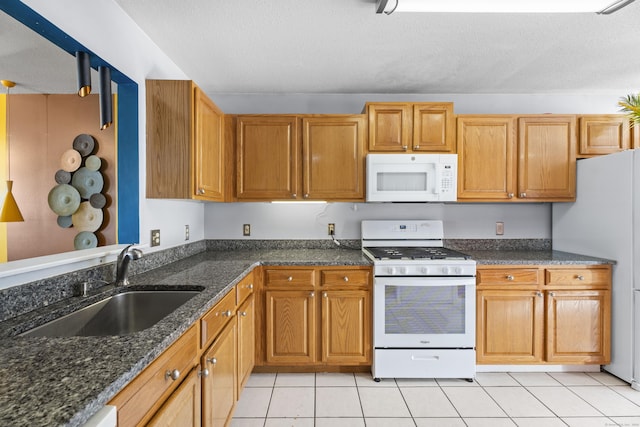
[{"left": 21, "top": 289, "right": 201, "bottom": 337}]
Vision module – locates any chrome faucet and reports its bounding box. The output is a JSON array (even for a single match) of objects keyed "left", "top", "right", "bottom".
[{"left": 115, "top": 244, "right": 143, "bottom": 286}]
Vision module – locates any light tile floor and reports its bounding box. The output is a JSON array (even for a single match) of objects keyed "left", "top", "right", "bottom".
[{"left": 231, "top": 371, "right": 640, "bottom": 427}]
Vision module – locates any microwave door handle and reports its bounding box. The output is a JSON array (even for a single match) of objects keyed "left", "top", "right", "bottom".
[{"left": 434, "top": 164, "right": 442, "bottom": 194}]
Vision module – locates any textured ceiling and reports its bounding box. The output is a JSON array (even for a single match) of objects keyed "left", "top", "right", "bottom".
[
  {"left": 1, "top": 1, "right": 640, "bottom": 96},
  {"left": 113, "top": 0, "right": 640, "bottom": 95}
]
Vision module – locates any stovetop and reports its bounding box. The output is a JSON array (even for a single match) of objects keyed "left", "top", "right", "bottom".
[{"left": 363, "top": 246, "right": 472, "bottom": 261}]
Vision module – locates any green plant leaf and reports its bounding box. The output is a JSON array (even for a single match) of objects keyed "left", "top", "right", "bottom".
[{"left": 619, "top": 93, "right": 640, "bottom": 127}]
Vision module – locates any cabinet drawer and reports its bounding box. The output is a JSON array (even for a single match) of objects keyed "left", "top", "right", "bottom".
[
  {"left": 265, "top": 269, "right": 315, "bottom": 288},
  {"left": 201, "top": 290, "right": 236, "bottom": 349},
  {"left": 546, "top": 268, "right": 610, "bottom": 287},
  {"left": 320, "top": 269, "right": 370, "bottom": 288},
  {"left": 110, "top": 325, "right": 198, "bottom": 427},
  {"left": 477, "top": 268, "right": 541, "bottom": 287},
  {"left": 236, "top": 272, "right": 255, "bottom": 305}
]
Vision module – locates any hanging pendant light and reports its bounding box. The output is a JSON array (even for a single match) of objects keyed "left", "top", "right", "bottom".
[
  {"left": 99, "top": 66, "right": 112, "bottom": 130},
  {"left": 0, "top": 80, "right": 24, "bottom": 222},
  {"left": 75, "top": 51, "right": 92, "bottom": 97}
]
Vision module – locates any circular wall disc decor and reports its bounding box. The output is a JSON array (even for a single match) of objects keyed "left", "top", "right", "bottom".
[
  {"left": 72, "top": 201, "right": 103, "bottom": 232},
  {"left": 72, "top": 134, "right": 95, "bottom": 156},
  {"left": 85, "top": 155, "right": 101, "bottom": 171},
  {"left": 54, "top": 169, "right": 72, "bottom": 184},
  {"left": 74, "top": 231, "right": 98, "bottom": 250},
  {"left": 60, "top": 149, "right": 82, "bottom": 172},
  {"left": 71, "top": 167, "right": 104, "bottom": 199},
  {"left": 57, "top": 215, "right": 73, "bottom": 228},
  {"left": 48, "top": 184, "right": 81, "bottom": 216}
]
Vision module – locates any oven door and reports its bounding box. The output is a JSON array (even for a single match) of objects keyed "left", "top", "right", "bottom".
[{"left": 373, "top": 276, "right": 475, "bottom": 348}]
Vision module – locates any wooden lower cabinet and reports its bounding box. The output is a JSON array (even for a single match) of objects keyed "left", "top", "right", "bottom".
[
  {"left": 148, "top": 367, "right": 202, "bottom": 427},
  {"left": 261, "top": 266, "right": 372, "bottom": 368},
  {"left": 477, "top": 265, "right": 611, "bottom": 365},
  {"left": 237, "top": 294, "right": 255, "bottom": 395},
  {"left": 202, "top": 319, "right": 237, "bottom": 427}
]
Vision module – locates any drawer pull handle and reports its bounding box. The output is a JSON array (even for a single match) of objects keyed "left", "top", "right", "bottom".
[
  {"left": 198, "top": 368, "right": 209, "bottom": 378},
  {"left": 506, "top": 275, "right": 514, "bottom": 281},
  {"left": 207, "top": 357, "right": 217, "bottom": 365},
  {"left": 343, "top": 276, "right": 349, "bottom": 282},
  {"left": 288, "top": 276, "right": 293, "bottom": 282},
  {"left": 165, "top": 369, "right": 180, "bottom": 381},
  {"left": 576, "top": 275, "right": 584, "bottom": 281}
]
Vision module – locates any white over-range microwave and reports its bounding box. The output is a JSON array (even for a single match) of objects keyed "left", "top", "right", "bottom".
[{"left": 366, "top": 153, "right": 458, "bottom": 202}]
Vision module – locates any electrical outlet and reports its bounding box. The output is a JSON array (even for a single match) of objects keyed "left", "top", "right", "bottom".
[
  {"left": 151, "top": 229, "right": 161, "bottom": 246},
  {"left": 496, "top": 221, "right": 504, "bottom": 236},
  {"left": 243, "top": 224, "right": 251, "bottom": 236},
  {"left": 328, "top": 223, "right": 335, "bottom": 235},
  {"left": 185, "top": 225, "right": 190, "bottom": 241}
]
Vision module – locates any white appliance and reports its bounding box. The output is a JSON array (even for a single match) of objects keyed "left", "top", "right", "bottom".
[
  {"left": 366, "top": 154, "right": 458, "bottom": 202},
  {"left": 361, "top": 220, "right": 476, "bottom": 381},
  {"left": 552, "top": 149, "right": 638, "bottom": 388}
]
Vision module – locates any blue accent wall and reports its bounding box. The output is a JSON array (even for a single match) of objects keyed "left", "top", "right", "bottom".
[{"left": 1, "top": 0, "right": 140, "bottom": 244}]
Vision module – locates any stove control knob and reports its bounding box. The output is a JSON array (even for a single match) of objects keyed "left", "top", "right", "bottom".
[
  {"left": 399, "top": 267, "right": 408, "bottom": 275},
  {"left": 441, "top": 267, "right": 450, "bottom": 275},
  {"left": 454, "top": 267, "right": 463, "bottom": 275},
  {"left": 387, "top": 267, "right": 396, "bottom": 275},
  {"left": 421, "top": 267, "right": 429, "bottom": 275}
]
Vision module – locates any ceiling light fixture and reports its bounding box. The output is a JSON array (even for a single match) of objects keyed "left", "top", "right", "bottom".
[
  {"left": 75, "top": 51, "right": 91, "bottom": 97},
  {"left": 98, "top": 66, "right": 112, "bottom": 130},
  {"left": 0, "top": 79, "right": 24, "bottom": 223},
  {"left": 376, "top": 0, "right": 636, "bottom": 14}
]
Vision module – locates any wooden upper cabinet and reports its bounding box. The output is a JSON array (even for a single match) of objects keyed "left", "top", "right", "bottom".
[
  {"left": 457, "top": 115, "right": 516, "bottom": 201},
  {"left": 146, "top": 80, "right": 225, "bottom": 201},
  {"left": 633, "top": 123, "right": 640, "bottom": 149},
  {"left": 578, "top": 115, "right": 630, "bottom": 158},
  {"left": 236, "top": 115, "right": 299, "bottom": 200},
  {"left": 236, "top": 115, "right": 365, "bottom": 201},
  {"left": 458, "top": 114, "right": 576, "bottom": 202},
  {"left": 367, "top": 102, "right": 455, "bottom": 153},
  {"left": 302, "top": 116, "right": 365, "bottom": 200},
  {"left": 518, "top": 116, "right": 576, "bottom": 201}
]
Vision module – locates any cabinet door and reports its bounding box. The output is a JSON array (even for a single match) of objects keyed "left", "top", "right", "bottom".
[
  {"left": 457, "top": 116, "right": 517, "bottom": 201},
  {"left": 367, "top": 103, "right": 412, "bottom": 151},
  {"left": 194, "top": 86, "right": 224, "bottom": 201},
  {"left": 413, "top": 103, "right": 455, "bottom": 153},
  {"left": 147, "top": 367, "right": 201, "bottom": 427},
  {"left": 265, "top": 290, "right": 316, "bottom": 364},
  {"left": 476, "top": 289, "right": 544, "bottom": 364},
  {"left": 236, "top": 116, "right": 299, "bottom": 200},
  {"left": 202, "top": 319, "right": 237, "bottom": 427},
  {"left": 578, "top": 115, "right": 630, "bottom": 157},
  {"left": 302, "top": 116, "right": 365, "bottom": 201},
  {"left": 237, "top": 294, "right": 255, "bottom": 397},
  {"left": 518, "top": 116, "right": 576, "bottom": 200},
  {"left": 546, "top": 290, "right": 610, "bottom": 364},
  {"left": 320, "top": 290, "right": 370, "bottom": 364}
]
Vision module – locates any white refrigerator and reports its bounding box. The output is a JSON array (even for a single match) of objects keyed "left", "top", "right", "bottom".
[{"left": 552, "top": 149, "right": 638, "bottom": 387}]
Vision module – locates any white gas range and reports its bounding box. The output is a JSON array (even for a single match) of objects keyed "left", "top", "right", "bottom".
[{"left": 361, "top": 220, "right": 477, "bottom": 382}]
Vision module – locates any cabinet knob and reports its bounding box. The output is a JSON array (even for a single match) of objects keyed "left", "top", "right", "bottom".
[
  {"left": 288, "top": 276, "right": 293, "bottom": 281},
  {"left": 323, "top": 291, "right": 328, "bottom": 298},
  {"left": 536, "top": 291, "right": 543, "bottom": 297},
  {"left": 576, "top": 275, "right": 584, "bottom": 281},
  {"left": 310, "top": 292, "right": 315, "bottom": 298},
  {"left": 506, "top": 275, "right": 514, "bottom": 281},
  {"left": 240, "top": 311, "right": 248, "bottom": 317},
  {"left": 414, "top": 145, "right": 420, "bottom": 150},
  {"left": 292, "top": 193, "right": 297, "bottom": 198},
  {"left": 508, "top": 193, "right": 514, "bottom": 198},
  {"left": 304, "top": 194, "right": 309, "bottom": 198},
  {"left": 343, "top": 276, "right": 349, "bottom": 282},
  {"left": 402, "top": 145, "right": 408, "bottom": 151},
  {"left": 165, "top": 369, "right": 180, "bottom": 381},
  {"left": 247, "top": 283, "right": 254, "bottom": 289},
  {"left": 520, "top": 192, "right": 526, "bottom": 198},
  {"left": 222, "top": 310, "right": 232, "bottom": 317},
  {"left": 207, "top": 357, "right": 217, "bottom": 365},
  {"left": 549, "top": 292, "right": 555, "bottom": 297},
  {"left": 197, "top": 188, "right": 205, "bottom": 195},
  {"left": 198, "top": 368, "right": 209, "bottom": 378}
]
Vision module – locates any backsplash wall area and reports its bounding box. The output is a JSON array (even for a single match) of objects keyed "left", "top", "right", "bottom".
[{"left": 204, "top": 202, "right": 551, "bottom": 240}]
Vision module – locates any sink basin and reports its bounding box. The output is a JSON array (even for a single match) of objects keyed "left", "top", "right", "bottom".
[{"left": 21, "top": 289, "right": 201, "bottom": 337}]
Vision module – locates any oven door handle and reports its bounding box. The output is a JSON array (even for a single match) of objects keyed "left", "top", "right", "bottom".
[{"left": 411, "top": 355, "right": 440, "bottom": 361}]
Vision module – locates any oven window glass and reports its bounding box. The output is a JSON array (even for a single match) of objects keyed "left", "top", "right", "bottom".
[
  {"left": 384, "top": 285, "right": 465, "bottom": 334},
  {"left": 376, "top": 172, "right": 428, "bottom": 191}
]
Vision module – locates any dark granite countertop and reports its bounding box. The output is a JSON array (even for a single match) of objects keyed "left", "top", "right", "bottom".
[
  {"left": 0, "top": 245, "right": 611, "bottom": 427},
  {"left": 0, "top": 248, "right": 370, "bottom": 427}
]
